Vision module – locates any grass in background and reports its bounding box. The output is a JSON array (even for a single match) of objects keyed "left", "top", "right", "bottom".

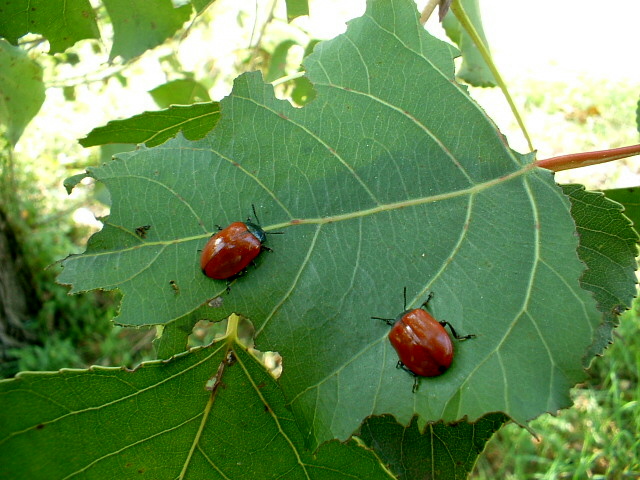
[{"left": 469, "top": 78, "right": 639, "bottom": 190}]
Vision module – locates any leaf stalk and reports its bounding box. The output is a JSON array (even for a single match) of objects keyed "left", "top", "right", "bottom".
[
  {"left": 535, "top": 144, "right": 640, "bottom": 172},
  {"left": 450, "top": 0, "right": 534, "bottom": 151}
]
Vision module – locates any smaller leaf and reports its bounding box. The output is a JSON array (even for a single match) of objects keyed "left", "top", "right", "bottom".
[
  {"left": 154, "top": 307, "right": 213, "bottom": 358},
  {"left": 290, "top": 39, "right": 320, "bottom": 105},
  {"left": 0, "top": 329, "right": 391, "bottom": 479},
  {"left": 302, "top": 39, "right": 320, "bottom": 58},
  {"left": 79, "top": 103, "right": 220, "bottom": 148},
  {"left": 285, "top": 0, "right": 309, "bottom": 22},
  {"left": 63, "top": 52, "right": 80, "bottom": 66},
  {"left": 0, "top": 40, "right": 45, "bottom": 146},
  {"left": 442, "top": 0, "right": 495, "bottom": 87},
  {"left": 191, "top": 0, "right": 215, "bottom": 14},
  {"left": 603, "top": 187, "right": 640, "bottom": 232},
  {"left": 563, "top": 184, "right": 639, "bottom": 361},
  {"left": 149, "top": 79, "right": 211, "bottom": 108},
  {"left": 358, "top": 413, "right": 509, "bottom": 479},
  {"left": 264, "top": 40, "right": 298, "bottom": 82},
  {"left": 62, "top": 85, "right": 75, "bottom": 102},
  {"left": 291, "top": 76, "right": 316, "bottom": 106},
  {"left": 0, "top": 0, "right": 99, "bottom": 54},
  {"left": 99, "top": 143, "right": 136, "bottom": 163},
  {"left": 564, "top": 184, "right": 639, "bottom": 313},
  {"left": 104, "top": 0, "right": 192, "bottom": 61},
  {"left": 63, "top": 173, "right": 88, "bottom": 194}
]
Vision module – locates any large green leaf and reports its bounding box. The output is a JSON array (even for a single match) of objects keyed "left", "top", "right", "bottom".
[
  {"left": 0, "top": 0, "right": 99, "bottom": 54},
  {"left": 57, "top": 0, "right": 603, "bottom": 454},
  {"left": 0, "top": 40, "right": 45, "bottom": 146},
  {"left": 0, "top": 318, "right": 391, "bottom": 479}
]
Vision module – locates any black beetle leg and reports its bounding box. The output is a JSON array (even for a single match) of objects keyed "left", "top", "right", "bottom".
[
  {"left": 421, "top": 291, "right": 435, "bottom": 309},
  {"left": 395, "top": 361, "right": 421, "bottom": 392},
  {"left": 440, "top": 321, "right": 476, "bottom": 340}
]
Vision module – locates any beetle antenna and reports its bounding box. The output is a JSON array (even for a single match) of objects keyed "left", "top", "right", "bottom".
[
  {"left": 402, "top": 287, "right": 407, "bottom": 311},
  {"left": 372, "top": 316, "right": 395, "bottom": 326},
  {"left": 251, "top": 204, "right": 260, "bottom": 225}
]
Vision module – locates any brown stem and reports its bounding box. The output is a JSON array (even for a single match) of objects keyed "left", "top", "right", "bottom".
[
  {"left": 534, "top": 144, "right": 640, "bottom": 172},
  {"left": 420, "top": 0, "right": 439, "bottom": 23}
]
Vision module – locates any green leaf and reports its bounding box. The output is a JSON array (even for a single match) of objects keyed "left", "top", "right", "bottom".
[
  {"left": 104, "top": 0, "right": 192, "bottom": 61},
  {"left": 0, "top": 0, "right": 99, "bottom": 54},
  {"left": 563, "top": 185, "right": 639, "bottom": 361},
  {"left": 564, "top": 185, "right": 638, "bottom": 313},
  {"left": 285, "top": 0, "right": 309, "bottom": 22},
  {"left": 149, "top": 79, "right": 212, "bottom": 108},
  {"left": 291, "top": 76, "right": 316, "bottom": 106},
  {"left": 154, "top": 312, "right": 201, "bottom": 358},
  {"left": 358, "top": 413, "right": 509, "bottom": 479},
  {"left": 603, "top": 187, "right": 640, "bottom": 234},
  {"left": 302, "top": 39, "right": 320, "bottom": 59},
  {"left": 191, "top": 0, "right": 216, "bottom": 15},
  {"left": 58, "top": 0, "right": 603, "bottom": 452},
  {"left": 265, "top": 40, "right": 298, "bottom": 82},
  {"left": 0, "top": 322, "right": 391, "bottom": 479},
  {"left": 291, "top": 40, "right": 320, "bottom": 105},
  {"left": 442, "top": 0, "right": 495, "bottom": 87},
  {"left": 62, "top": 85, "right": 76, "bottom": 102},
  {"left": 79, "top": 103, "right": 220, "bottom": 148},
  {"left": 99, "top": 143, "right": 137, "bottom": 164},
  {"left": 0, "top": 40, "right": 45, "bottom": 146},
  {"left": 63, "top": 173, "right": 89, "bottom": 194}
]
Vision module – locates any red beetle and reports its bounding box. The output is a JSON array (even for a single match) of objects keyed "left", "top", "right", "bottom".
[
  {"left": 201, "top": 207, "right": 279, "bottom": 280},
  {"left": 373, "top": 290, "right": 475, "bottom": 391},
  {"left": 200, "top": 221, "right": 266, "bottom": 279}
]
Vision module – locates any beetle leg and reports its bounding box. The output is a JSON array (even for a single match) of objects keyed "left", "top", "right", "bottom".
[
  {"left": 395, "top": 361, "right": 421, "bottom": 392},
  {"left": 421, "top": 291, "right": 435, "bottom": 309},
  {"left": 234, "top": 268, "right": 248, "bottom": 277},
  {"left": 412, "top": 376, "right": 420, "bottom": 393},
  {"left": 440, "top": 321, "right": 476, "bottom": 340},
  {"left": 396, "top": 361, "right": 413, "bottom": 374}
]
